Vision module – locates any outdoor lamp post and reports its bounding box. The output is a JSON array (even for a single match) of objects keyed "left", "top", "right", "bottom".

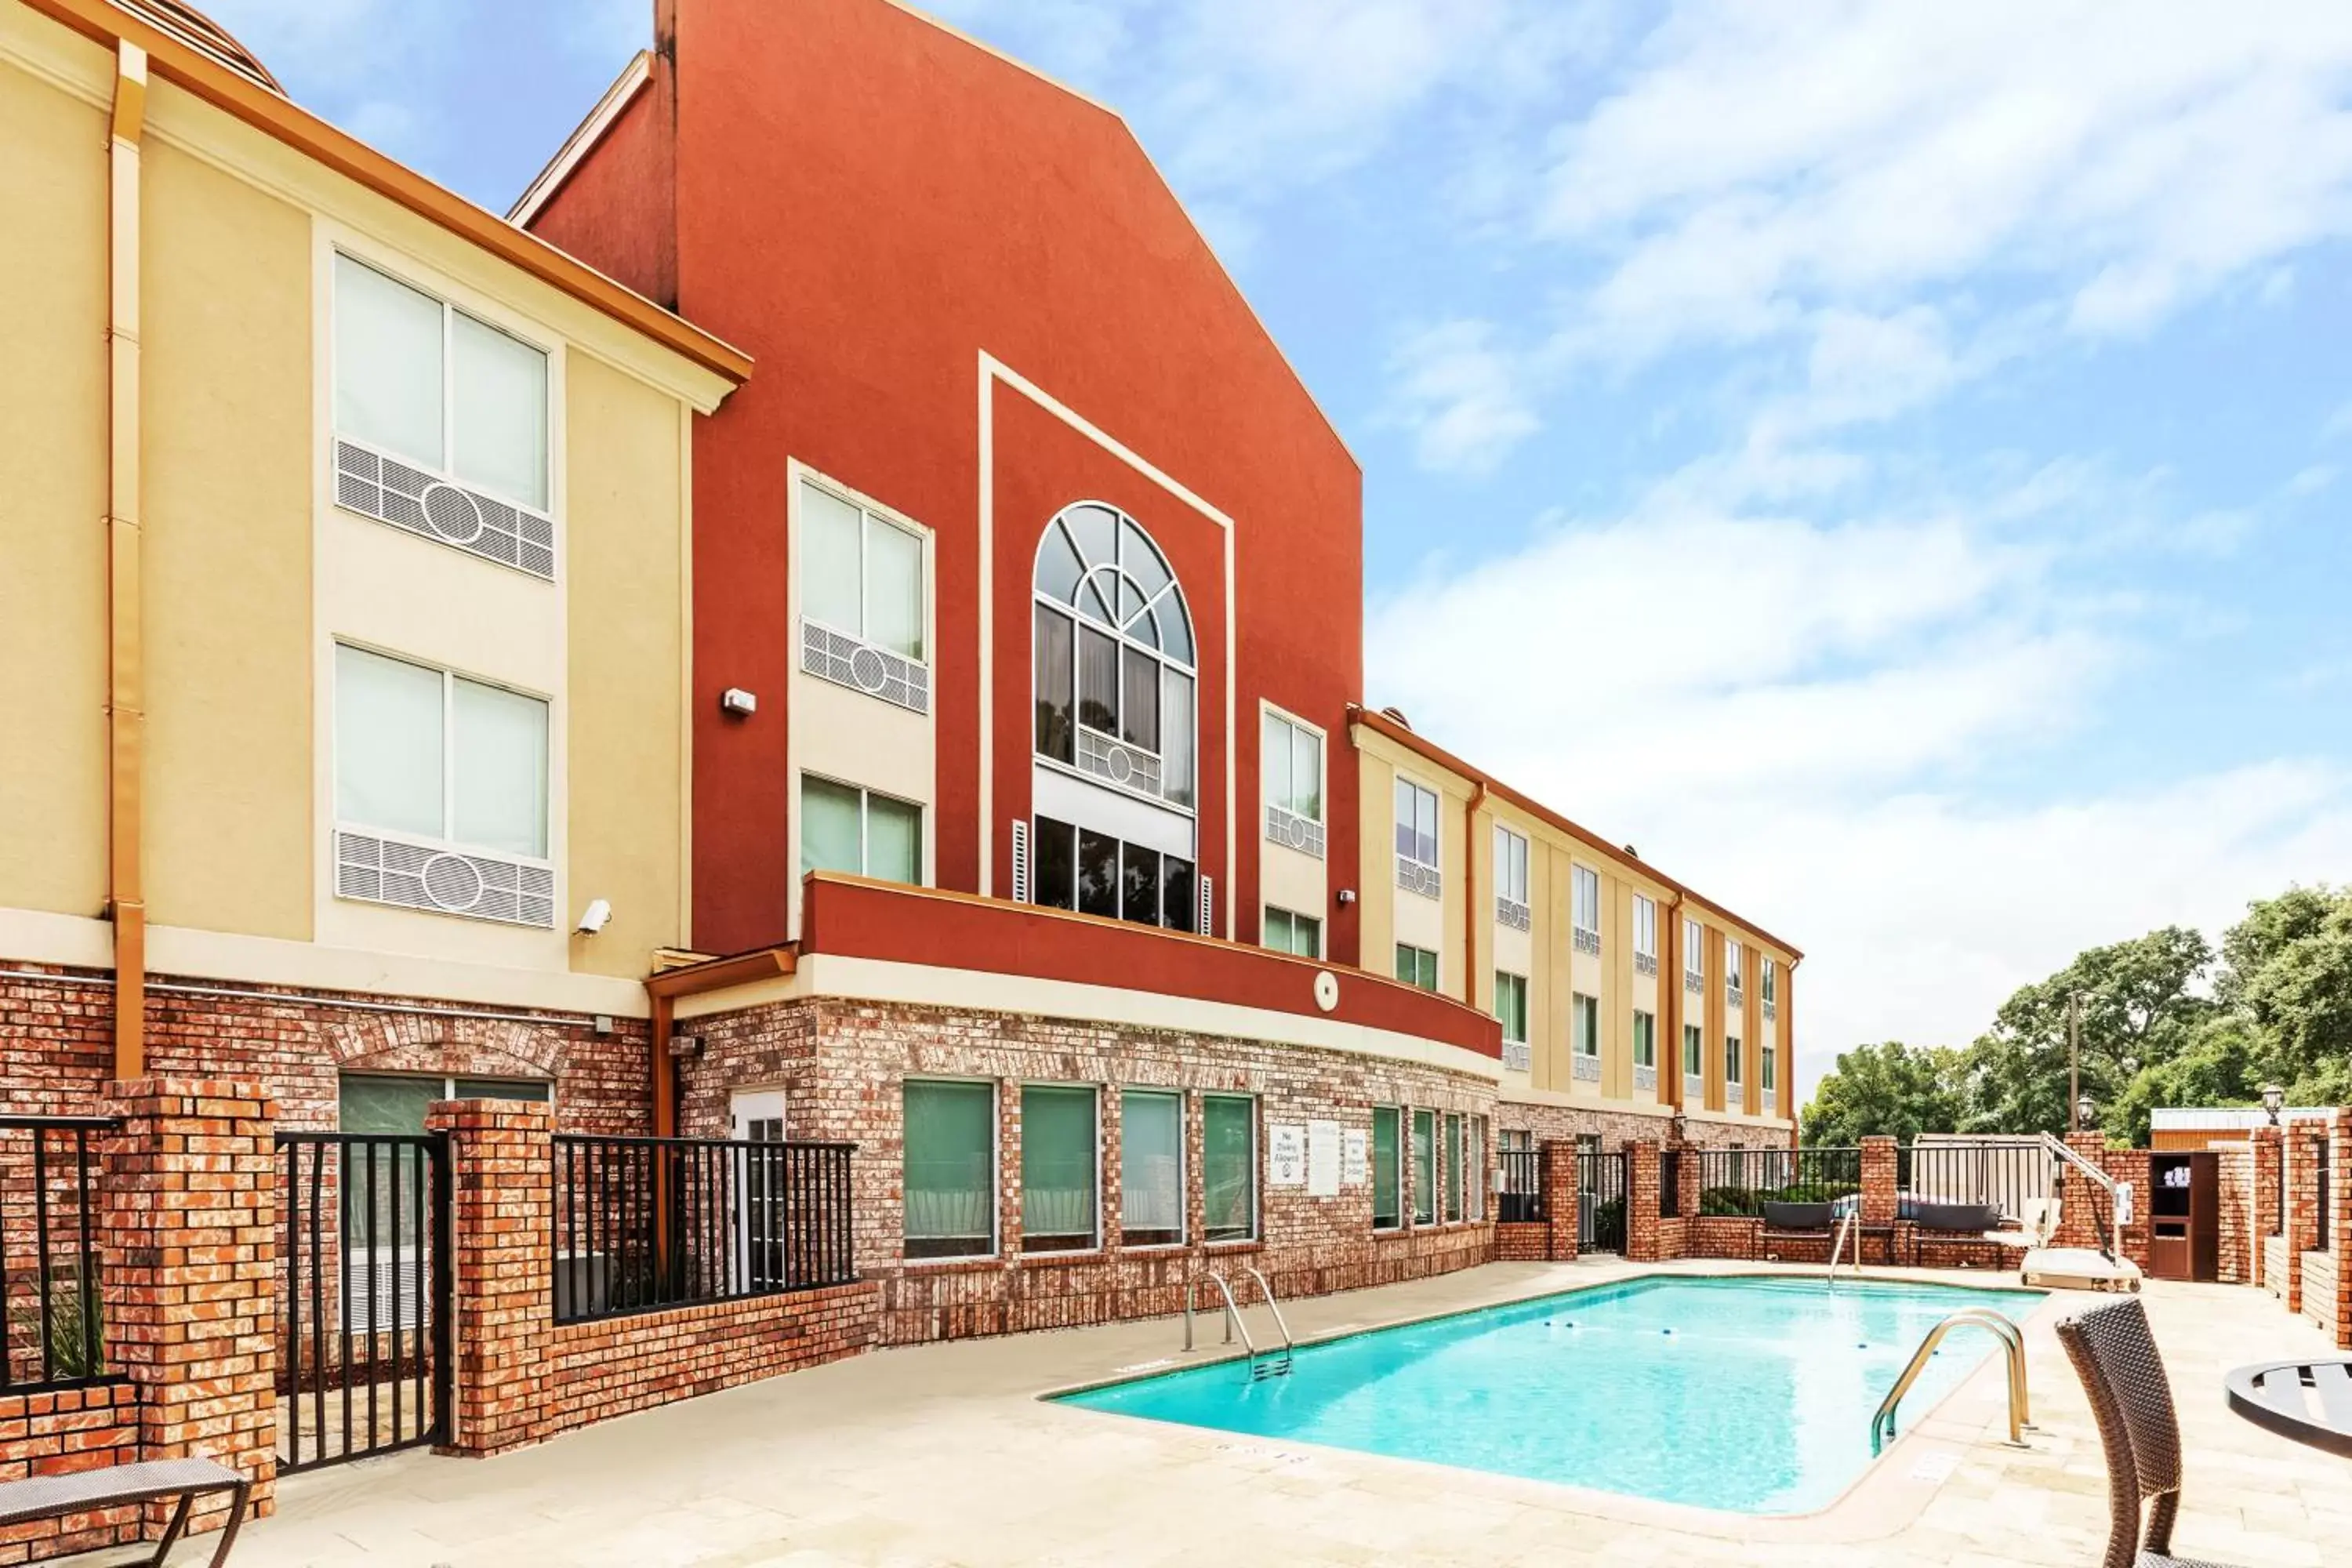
[
  {"left": 2263, "top": 1083, "right": 2286, "bottom": 1126},
  {"left": 2075, "top": 1093, "right": 2096, "bottom": 1131}
]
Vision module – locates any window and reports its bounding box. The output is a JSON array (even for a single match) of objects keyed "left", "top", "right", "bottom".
[
  {"left": 1396, "top": 944, "right": 1439, "bottom": 992},
  {"left": 1030, "top": 815, "right": 1196, "bottom": 933},
  {"left": 1411, "top": 1109, "right": 1436, "bottom": 1225},
  {"left": 1633, "top": 895, "right": 1657, "bottom": 972},
  {"left": 1203, "top": 1095, "right": 1257, "bottom": 1242},
  {"left": 1120, "top": 1091, "right": 1184, "bottom": 1247},
  {"left": 1632, "top": 1010, "right": 1656, "bottom": 1069},
  {"left": 1263, "top": 712, "right": 1323, "bottom": 825},
  {"left": 1726, "top": 1036, "right": 1744, "bottom": 1086},
  {"left": 1371, "top": 1106, "right": 1401, "bottom": 1230},
  {"left": 334, "top": 253, "right": 549, "bottom": 512},
  {"left": 1683, "top": 1023, "right": 1704, "bottom": 1078},
  {"left": 1395, "top": 779, "right": 1439, "bottom": 869},
  {"left": 1033, "top": 505, "right": 1195, "bottom": 808},
  {"left": 336, "top": 644, "right": 548, "bottom": 860},
  {"left": 1571, "top": 864, "right": 1602, "bottom": 951},
  {"left": 1494, "top": 972, "right": 1530, "bottom": 1045},
  {"left": 1762, "top": 1043, "right": 1777, "bottom": 1095},
  {"left": 1684, "top": 917, "right": 1705, "bottom": 989},
  {"left": 903, "top": 1080, "right": 995, "bottom": 1259},
  {"left": 1727, "top": 942, "right": 1745, "bottom": 1000},
  {"left": 800, "top": 775, "right": 921, "bottom": 884},
  {"left": 339, "top": 1073, "right": 549, "bottom": 1135},
  {"left": 1264, "top": 906, "right": 1323, "bottom": 958},
  {"left": 1572, "top": 993, "right": 1600, "bottom": 1058},
  {"left": 1443, "top": 1113, "right": 1465, "bottom": 1223},
  {"left": 801, "top": 478, "right": 925, "bottom": 662},
  {"left": 1467, "top": 1117, "right": 1486, "bottom": 1221},
  {"left": 1020, "top": 1085, "right": 1098, "bottom": 1253},
  {"left": 1494, "top": 826, "right": 1530, "bottom": 904}
]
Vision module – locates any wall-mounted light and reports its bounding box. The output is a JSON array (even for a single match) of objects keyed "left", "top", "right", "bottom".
[
  {"left": 575, "top": 898, "right": 612, "bottom": 936},
  {"left": 720, "top": 687, "right": 758, "bottom": 717},
  {"left": 1336, "top": 888, "right": 1358, "bottom": 906}
]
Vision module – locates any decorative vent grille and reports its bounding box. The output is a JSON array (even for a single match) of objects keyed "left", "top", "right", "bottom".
[
  {"left": 800, "top": 619, "right": 930, "bottom": 714},
  {"left": 1635, "top": 952, "right": 1659, "bottom": 977},
  {"left": 343, "top": 1247, "right": 427, "bottom": 1333},
  {"left": 1265, "top": 805, "right": 1325, "bottom": 859},
  {"left": 1009, "top": 819, "right": 1031, "bottom": 905},
  {"left": 1198, "top": 874, "right": 1214, "bottom": 938},
  {"left": 1633, "top": 1065, "right": 1657, "bottom": 1093},
  {"left": 1573, "top": 927, "right": 1602, "bottom": 956},
  {"left": 1396, "top": 857, "right": 1442, "bottom": 901},
  {"left": 336, "top": 831, "right": 555, "bottom": 928},
  {"left": 1685, "top": 1074, "right": 1706, "bottom": 1104},
  {"left": 1727, "top": 985, "right": 1744, "bottom": 1009},
  {"left": 1495, "top": 896, "right": 1531, "bottom": 933},
  {"left": 1502, "top": 1041, "right": 1531, "bottom": 1074},
  {"left": 1684, "top": 970, "right": 1704, "bottom": 995},
  {"left": 1764, "top": 1001, "right": 1777, "bottom": 1022},
  {"left": 335, "top": 440, "right": 554, "bottom": 579},
  {"left": 1571, "top": 1054, "right": 1602, "bottom": 1084},
  {"left": 1074, "top": 728, "right": 1164, "bottom": 801}
]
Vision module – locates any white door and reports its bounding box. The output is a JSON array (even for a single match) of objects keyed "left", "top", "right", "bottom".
[{"left": 729, "top": 1091, "right": 788, "bottom": 1289}]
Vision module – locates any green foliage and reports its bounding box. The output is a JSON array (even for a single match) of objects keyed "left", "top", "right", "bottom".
[
  {"left": 1801, "top": 1041, "right": 1965, "bottom": 1145},
  {"left": 9, "top": 1271, "right": 102, "bottom": 1381},
  {"left": 1697, "top": 1181, "right": 1857, "bottom": 1216}
]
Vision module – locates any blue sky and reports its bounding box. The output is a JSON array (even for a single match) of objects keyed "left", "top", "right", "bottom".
[{"left": 212, "top": 0, "right": 2352, "bottom": 1098}]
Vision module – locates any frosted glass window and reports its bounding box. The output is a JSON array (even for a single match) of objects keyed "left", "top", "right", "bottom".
[
  {"left": 866, "top": 793, "right": 920, "bottom": 884},
  {"left": 335, "top": 646, "right": 445, "bottom": 840},
  {"left": 1160, "top": 670, "right": 1194, "bottom": 807},
  {"left": 1573, "top": 993, "right": 1600, "bottom": 1058},
  {"left": 1371, "top": 1106, "right": 1401, "bottom": 1229},
  {"left": 800, "top": 776, "right": 865, "bottom": 876},
  {"left": 450, "top": 314, "right": 548, "bottom": 510},
  {"left": 1494, "top": 827, "right": 1529, "bottom": 903},
  {"left": 1021, "top": 1085, "right": 1098, "bottom": 1252},
  {"left": 904, "top": 1080, "right": 994, "bottom": 1258},
  {"left": 1120, "top": 1090, "right": 1183, "bottom": 1246},
  {"left": 1396, "top": 779, "right": 1439, "bottom": 866},
  {"left": 800, "top": 482, "right": 865, "bottom": 634},
  {"left": 452, "top": 678, "right": 548, "bottom": 858},
  {"left": 865, "top": 517, "right": 924, "bottom": 659},
  {"left": 1264, "top": 712, "right": 1322, "bottom": 822},
  {"left": 334, "top": 256, "right": 444, "bottom": 470},
  {"left": 1573, "top": 865, "right": 1601, "bottom": 935}
]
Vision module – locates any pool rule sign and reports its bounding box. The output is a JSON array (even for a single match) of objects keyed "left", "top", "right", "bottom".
[{"left": 1272, "top": 1123, "right": 1345, "bottom": 1196}]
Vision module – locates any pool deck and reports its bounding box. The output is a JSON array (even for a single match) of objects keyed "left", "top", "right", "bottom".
[{"left": 118, "top": 1258, "right": 2349, "bottom": 1566}]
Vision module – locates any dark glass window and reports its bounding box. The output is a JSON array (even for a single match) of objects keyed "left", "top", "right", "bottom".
[
  {"left": 1121, "top": 843, "right": 1162, "bottom": 925},
  {"left": 1162, "top": 857, "right": 1196, "bottom": 934},
  {"left": 1078, "top": 625, "right": 1119, "bottom": 735},
  {"left": 1077, "top": 829, "right": 1120, "bottom": 919},
  {"left": 1033, "top": 605, "right": 1073, "bottom": 764},
  {"left": 1120, "top": 645, "right": 1159, "bottom": 750},
  {"left": 1036, "top": 816, "right": 1076, "bottom": 910}
]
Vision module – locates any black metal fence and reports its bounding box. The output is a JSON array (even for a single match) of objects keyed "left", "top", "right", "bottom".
[
  {"left": 2, "top": 1116, "right": 114, "bottom": 1392},
  {"left": 552, "top": 1135, "right": 856, "bottom": 1324},
  {"left": 1578, "top": 1149, "right": 1626, "bottom": 1253},
  {"left": 1900, "top": 1139, "right": 2054, "bottom": 1221},
  {"left": 1497, "top": 1149, "right": 1545, "bottom": 1224},
  {"left": 278, "top": 1131, "right": 451, "bottom": 1472},
  {"left": 1658, "top": 1150, "right": 1681, "bottom": 1218},
  {"left": 1697, "top": 1146, "right": 1861, "bottom": 1215}
]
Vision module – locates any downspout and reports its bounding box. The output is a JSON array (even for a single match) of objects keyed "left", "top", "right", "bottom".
[
  {"left": 1664, "top": 891, "right": 1685, "bottom": 1112},
  {"left": 1463, "top": 782, "right": 1487, "bottom": 1008},
  {"left": 106, "top": 42, "right": 148, "bottom": 1082}
]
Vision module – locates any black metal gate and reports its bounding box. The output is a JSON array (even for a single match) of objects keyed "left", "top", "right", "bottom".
[
  {"left": 278, "top": 1132, "right": 451, "bottom": 1472},
  {"left": 1579, "top": 1149, "right": 1627, "bottom": 1254}
]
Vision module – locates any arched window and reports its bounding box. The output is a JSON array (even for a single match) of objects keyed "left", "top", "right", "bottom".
[{"left": 1033, "top": 504, "right": 1195, "bottom": 810}]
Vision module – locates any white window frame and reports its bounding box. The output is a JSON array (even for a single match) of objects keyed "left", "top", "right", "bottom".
[
  {"left": 1726, "top": 1036, "right": 1744, "bottom": 1087},
  {"left": 1632, "top": 1009, "right": 1656, "bottom": 1069},
  {"left": 902, "top": 1076, "right": 1000, "bottom": 1264},
  {"left": 1263, "top": 904, "right": 1324, "bottom": 960},
  {"left": 332, "top": 641, "right": 553, "bottom": 869},
  {"left": 1572, "top": 993, "right": 1600, "bottom": 1058},
  {"left": 1494, "top": 826, "right": 1530, "bottom": 904},
  {"left": 1571, "top": 864, "right": 1602, "bottom": 952},
  {"left": 331, "top": 249, "right": 554, "bottom": 520},
  {"left": 1633, "top": 894, "right": 1658, "bottom": 972},
  {"left": 1395, "top": 776, "right": 1441, "bottom": 873},
  {"left": 800, "top": 772, "right": 926, "bottom": 884},
  {"left": 1684, "top": 916, "right": 1705, "bottom": 989},
  {"left": 797, "top": 471, "right": 932, "bottom": 666},
  {"left": 1494, "top": 971, "right": 1530, "bottom": 1044},
  {"left": 1261, "top": 707, "right": 1327, "bottom": 826}
]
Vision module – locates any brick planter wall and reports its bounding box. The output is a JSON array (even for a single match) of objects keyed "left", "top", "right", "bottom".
[
  {"left": 677, "top": 997, "right": 1499, "bottom": 1345},
  {"left": 0, "top": 1385, "right": 138, "bottom": 1563},
  {"left": 2305, "top": 1110, "right": 2352, "bottom": 1348},
  {"left": 1493, "top": 1223, "right": 1548, "bottom": 1261},
  {"left": 2216, "top": 1145, "right": 2255, "bottom": 1285},
  {"left": 2252, "top": 1127, "right": 2283, "bottom": 1289}
]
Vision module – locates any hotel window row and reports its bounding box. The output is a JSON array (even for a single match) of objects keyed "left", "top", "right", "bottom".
[{"left": 1369, "top": 1107, "right": 1488, "bottom": 1229}]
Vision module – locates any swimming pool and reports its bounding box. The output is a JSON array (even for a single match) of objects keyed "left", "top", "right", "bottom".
[{"left": 1057, "top": 1276, "right": 2042, "bottom": 1515}]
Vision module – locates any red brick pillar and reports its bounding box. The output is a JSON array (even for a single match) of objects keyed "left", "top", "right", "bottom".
[
  {"left": 2102, "top": 1145, "right": 2153, "bottom": 1272},
  {"left": 428, "top": 1099, "right": 552, "bottom": 1457},
  {"left": 2053, "top": 1132, "right": 2111, "bottom": 1252},
  {"left": 2252, "top": 1126, "right": 2283, "bottom": 1288},
  {"left": 2329, "top": 1111, "right": 2352, "bottom": 1348},
  {"left": 1859, "top": 1137, "right": 1899, "bottom": 1229},
  {"left": 1624, "top": 1142, "right": 1660, "bottom": 1261},
  {"left": 2283, "top": 1126, "right": 2321, "bottom": 1314},
  {"left": 1541, "top": 1142, "right": 1577, "bottom": 1261},
  {"left": 102, "top": 1078, "right": 278, "bottom": 1536}
]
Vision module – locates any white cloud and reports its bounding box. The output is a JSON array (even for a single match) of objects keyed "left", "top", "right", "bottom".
[{"left": 1383, "top": 321, "right": 1543, "bottom": 474}]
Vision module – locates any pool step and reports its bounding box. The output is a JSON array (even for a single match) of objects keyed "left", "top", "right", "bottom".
[{"left": 1250, "top": 1351, "right": 1294, "bottom": 1381}]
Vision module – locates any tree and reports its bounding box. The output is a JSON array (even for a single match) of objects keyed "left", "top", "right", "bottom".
[
  {"left": 1800, "top": 1041, "right": 1965, "bottom": 1145},
  {"left": 2230, "top": 887, "right": 2352, "bottom": 1096},
  {"left": 1960, "top": 926, "right": 2215, "bottom": 1136}
]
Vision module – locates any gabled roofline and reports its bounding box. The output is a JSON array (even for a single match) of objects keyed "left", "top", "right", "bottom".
[
  {"left": 508, "top": 48, "right": 653, "bottom": 227},
  {"left": 26, "top": 0, "right": 751, "bottom": 386},
  {"left": 1349, "top": 704, "right": 1806, "bottom": 961}
]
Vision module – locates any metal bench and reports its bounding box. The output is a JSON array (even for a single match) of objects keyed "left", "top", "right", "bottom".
[{"left": 0, "top": 1458, "right": 249, "bottom": 1566}]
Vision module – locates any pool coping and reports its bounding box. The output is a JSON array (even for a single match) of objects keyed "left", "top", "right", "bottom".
[{"left": 1034, "top": 1260, "right": 2082, "bottom": 1545}]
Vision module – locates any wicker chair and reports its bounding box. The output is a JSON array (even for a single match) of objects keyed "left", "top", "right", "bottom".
[{"left": 2054, "top": 1297, "right": 2239, "bottom": 1568}]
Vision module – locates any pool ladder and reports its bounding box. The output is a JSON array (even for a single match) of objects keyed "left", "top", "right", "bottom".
[
  {"left": 1870, "top": 1309, "right": 2032, "bottom": 1454},
  {"left": 1183, "top": 1267, "right": 1296, "bottom": 1380}
]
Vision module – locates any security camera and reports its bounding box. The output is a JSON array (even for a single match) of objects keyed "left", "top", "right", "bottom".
[{"left": 575, "top": 898, "right": 613, "bottom": 936}]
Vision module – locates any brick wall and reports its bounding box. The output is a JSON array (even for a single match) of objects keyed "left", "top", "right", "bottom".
[
  {"left": 1495, "top": 1100, "right": 1780, "bottom": 1153},
  {"left": 428, "top": 1100, "right": 878, "bottom": 1457},
  {"left": 2303, "top": 1110, "right": 2351, "bottom": 1348},
  {"left": 2281, "top": 1125, "right": 2325, "bottom": 1312},
  {"left": 0, "top": 968, "right": 648, "bottom": 1133},
  {"left": 2252, "top": 1127, "right": 2283, "bottom": 1288},
  {"left": 677, "top": 997, "right": 1501, "bottom": 1345},
  {"left": 2216, "top": 1143, "right": 2256, "bottom": 1285},
  {"left": 0, "top": 1385, "right": 138, "bottom": 1563}
]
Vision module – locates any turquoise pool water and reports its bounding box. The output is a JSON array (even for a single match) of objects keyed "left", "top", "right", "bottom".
[{"left": 1058, "top": 1276, "right": 2042, "bottom": 1515}]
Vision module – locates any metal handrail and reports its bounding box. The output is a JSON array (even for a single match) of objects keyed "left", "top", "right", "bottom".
[
  {"left": 1871, "top": 1309, "right": 2031, "bottom": 1454},
  {"left": 1827, "top": 1207, "right": 1860, "bottom": 1283},
  {"left": 1241, "top": 1266, "right": 1295, "bottom": 1358},
  {"left": 1181, "top": 1272, "right": 1253, "bottom": 1356},
  {"left": 2040, "top": 1133, "right": 2125, "bottom": 1260}
]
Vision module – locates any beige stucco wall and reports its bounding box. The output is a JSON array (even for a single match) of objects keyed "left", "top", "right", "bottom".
[
  {"left": 143, "top": 138, "right": 314, "bottom": 940},
  {"left": 566, "top": 352, "right": 688, "bottom": 975},
  {"left": 0, "top": 54, "right": 107, "bottom": 917}
]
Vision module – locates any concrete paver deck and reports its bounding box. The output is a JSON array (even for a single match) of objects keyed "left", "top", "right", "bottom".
[{"left": 116, "top": 1260, "right": 2350, "bottom": 1566}]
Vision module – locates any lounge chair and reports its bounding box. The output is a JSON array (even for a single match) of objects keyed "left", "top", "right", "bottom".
[{"left": 2054, "top": 1297, "right": 2238, "bottom": 1568}]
